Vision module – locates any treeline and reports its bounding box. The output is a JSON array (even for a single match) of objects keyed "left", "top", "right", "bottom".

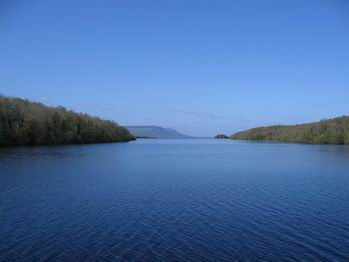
[
  {"left": 0, "top": 96, "right": 135, "bottom": 146},
  {"left": 231, "top": 116, "right": 349, "bottom": 144}
]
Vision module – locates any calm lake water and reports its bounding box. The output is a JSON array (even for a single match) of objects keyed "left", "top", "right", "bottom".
[{"left": 0, "top": 139, "right": 348, "bottom": 261}]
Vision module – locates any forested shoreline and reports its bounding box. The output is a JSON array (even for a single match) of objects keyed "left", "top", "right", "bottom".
[
  {"left": 231, "top": 116, "right": 349, "bottom": 144},
  {"left": 0, "top": 96, "right": 135, "bottom": 146}
]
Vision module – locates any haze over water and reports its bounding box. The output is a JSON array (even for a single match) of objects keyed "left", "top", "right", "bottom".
[{"left": 1, "top": 139, "right": 348, "bottom": 261}]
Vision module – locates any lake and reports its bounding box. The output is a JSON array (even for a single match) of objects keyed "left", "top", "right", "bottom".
[{"left": 0, "top": 139, "right": 348, "bottom": 261}]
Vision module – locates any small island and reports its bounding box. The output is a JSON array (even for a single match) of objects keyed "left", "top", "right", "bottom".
[
  {"left": 215, "top": 134, "right": 229, "bottom": 139},
  {"left": 0, "top": 96, "right": 135, "bottom": 146},
  {"left": 231, "top": 116, "right": 349, "bottom": 144}
]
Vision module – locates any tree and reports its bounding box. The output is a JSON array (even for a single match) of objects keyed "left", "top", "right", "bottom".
[{"left": 0, "top": 96, "right": 135, "bottom": 146}]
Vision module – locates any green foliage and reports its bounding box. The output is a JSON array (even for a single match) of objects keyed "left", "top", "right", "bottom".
[
  {"left": 231, "top": 117, "right": 349, "bottom": 144},
  {"left": 0, "top": 96, "right": 135, "bottom": 146}
]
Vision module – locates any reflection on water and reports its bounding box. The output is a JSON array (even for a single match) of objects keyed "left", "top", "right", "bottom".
[{"left": 0, "top": 139, "right": 349, "bottom": 260}]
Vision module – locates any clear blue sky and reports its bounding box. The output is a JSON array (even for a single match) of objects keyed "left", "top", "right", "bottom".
[{"left": 1, "top": 0, "right": 348, "bottom": 136}]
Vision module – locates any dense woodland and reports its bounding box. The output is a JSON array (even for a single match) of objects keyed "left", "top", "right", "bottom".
[
  {"left": 231, "top": 116, "right": 349, "bottom": 144},
  {"left": 0, "top": 96, "right": 135, "bottom": 146}
]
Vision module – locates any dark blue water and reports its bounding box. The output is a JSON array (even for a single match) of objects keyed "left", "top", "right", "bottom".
[{"left": 0, "top": 139, "right": 348, "bottom": 261}]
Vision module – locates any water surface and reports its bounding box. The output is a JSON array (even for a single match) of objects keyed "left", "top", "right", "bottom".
[{"left": 0, "top": 139, "right": 348, "bottom": 261}]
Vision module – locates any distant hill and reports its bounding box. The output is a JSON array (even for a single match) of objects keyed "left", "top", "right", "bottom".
[
  {"left": 231, "top": 116, "right": 349, "bottom": 144},
  {"left": 0, "top": 96, "right": 135, "bottom": 146},
  {"left": 125, "top": 126, "right": 190, "bottom": 138}
]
